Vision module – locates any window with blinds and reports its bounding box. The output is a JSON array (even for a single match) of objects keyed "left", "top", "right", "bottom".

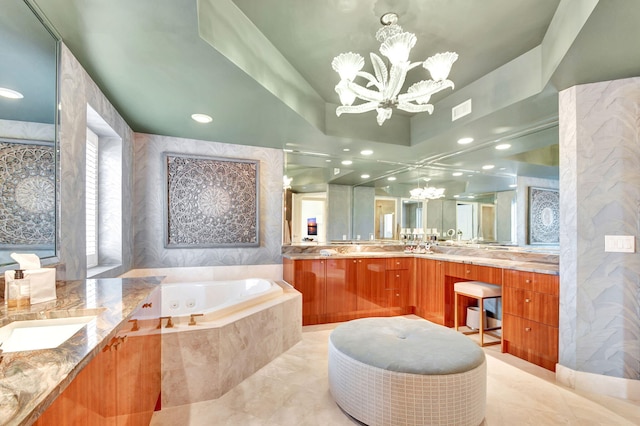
[{"left": 86, "top": 128, "right": 99, "bottom": 268}]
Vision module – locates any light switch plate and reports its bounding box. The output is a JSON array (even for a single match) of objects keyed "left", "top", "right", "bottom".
[{"left": 604, "top": 235, "right": 636, "bottom": 253}]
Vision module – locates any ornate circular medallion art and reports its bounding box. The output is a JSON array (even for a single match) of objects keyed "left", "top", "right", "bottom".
[
  {"left": 166, "top": 154, "right": 259, "bottom": 247},
  {"left": 528, "top": 187, "right": 559, "bottom": 245},
  {"left": 0, "top": 142, "right": 55, "bottom": 246}
]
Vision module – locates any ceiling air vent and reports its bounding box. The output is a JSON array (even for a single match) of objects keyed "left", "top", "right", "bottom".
[{"left": 452, "top": 99, "right": 472, "bottom": 122}]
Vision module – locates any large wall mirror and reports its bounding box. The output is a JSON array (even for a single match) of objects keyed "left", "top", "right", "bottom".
[{"left": 0, "top": 0, "right": 59, "bottom": 266}]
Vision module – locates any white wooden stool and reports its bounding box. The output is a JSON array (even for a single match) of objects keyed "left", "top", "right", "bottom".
[{"left": 454, "top": 281, "right": 502, "bottom": 347}]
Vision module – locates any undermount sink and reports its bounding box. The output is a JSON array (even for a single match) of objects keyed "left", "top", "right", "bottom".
[{"left": 0, "top": 316, "right": 96, "bottom": 353}]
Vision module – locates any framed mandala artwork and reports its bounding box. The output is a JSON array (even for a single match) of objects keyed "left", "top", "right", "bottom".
[
  {"left": 165, "top": 153, "right": 259, "bottom": 248},
  {"left": 0, "top": 140, "right": 55, "bottom": 249},
  {"left": 528, "top": 187, "right": 559, "bottom": 245}
]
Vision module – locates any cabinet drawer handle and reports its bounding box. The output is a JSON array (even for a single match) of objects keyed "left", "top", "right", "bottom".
[
  {"left": 396, "top": 274, "right": 400, "bottom": 278},
  {"left": 525, "top": 279, "right": 531, "bottom": 283},
  {"left": 525, "top": 298, "right": 531, "bottom": 303},
  {"left": 525, "top": 327, "right": 532, "bottom": 332},
  {"left": 466, "top": 270, "right": 471, "bottom": 274},
  {"left": 396, "top": 261, "right": 400, "bottom": 265},
  {"left": 353, "top": 260, "right": 357, "bottom": 263}
]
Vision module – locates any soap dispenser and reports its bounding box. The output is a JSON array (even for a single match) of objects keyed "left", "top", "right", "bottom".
[{"left": 10, "top": 269, "right": 30, "bottom": 308}]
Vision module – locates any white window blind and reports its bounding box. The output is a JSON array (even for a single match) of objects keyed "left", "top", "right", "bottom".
[{"left": 86, "top": 128, "right": 99, "bottom": 268}]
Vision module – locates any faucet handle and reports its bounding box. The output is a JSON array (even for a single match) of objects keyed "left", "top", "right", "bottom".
[
  {"left": 189, "top": 313, "right": 204, "bottom": 326},
  {"left": 157, "top": 316, "right": 173, "bottom": 329}
]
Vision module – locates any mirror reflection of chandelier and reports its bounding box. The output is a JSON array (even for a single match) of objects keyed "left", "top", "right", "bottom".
[
  {"left": 332, "top": 12, "right": 458, "bottom": 126},
  {"left": 410, "top": 178, "right": 445, "bottom": 200}
]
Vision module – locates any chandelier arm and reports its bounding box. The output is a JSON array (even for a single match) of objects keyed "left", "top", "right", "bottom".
[
  {"left": 407, "top": 61, "right": 423, "bottom": 71},
  {"left": 397, "top": 79, "right": 454, "bottom": 103},
  {"left": 346, "top": 81, "right": 384, "bottom": 102},
  {"left": 336, "top": 102, "right": 378, "bottom": 116},
  {"left": 356, "top": 71, "right": 383, "bottom": 91},
  {"left": 397, "top": 102, "right": 434, "bottom": 114}
]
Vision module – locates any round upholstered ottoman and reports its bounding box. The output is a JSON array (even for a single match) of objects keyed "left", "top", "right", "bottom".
[{"left": 328, "top": 317, "right": 486, "bottom": 426}]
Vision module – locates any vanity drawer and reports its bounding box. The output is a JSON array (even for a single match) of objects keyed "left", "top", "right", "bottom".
[
  {"left": 503, "top": 287, "right": 559, "bottom": 326},
  {"left": 503, "top": 314, "right": 558, "bottom": 366},
  {"left": 386, "top": 257, "right": 413, "bottom": 270},
  {"left": 444, "top": 262, "right": 502, "bottom": 285},
  {"left": 503, "top": 270, "right": 558, "bottom": 295}
]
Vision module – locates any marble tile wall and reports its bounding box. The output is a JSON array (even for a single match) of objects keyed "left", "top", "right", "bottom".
[
  {"left": 327, "top": 185, "right": 351, "bottom": 241},
  {"left": 133, "top": 134, "right": 283, "bottom": 268},
  {"left": 59, "top": 44, "right": 135, "bottom": 279},
  {"left": 559, "top": 77, "right": 640, "bottom": 380},
  {"left": 161, "top": 290, "right": 301, "bottom": 407},
  {"left": 352, "top": 186, "right": 375, "bottom": 239}
]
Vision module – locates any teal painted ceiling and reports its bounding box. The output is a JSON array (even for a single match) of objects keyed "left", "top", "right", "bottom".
[{"left": 6, "top": 0, "right": 640, "bottom": 196}]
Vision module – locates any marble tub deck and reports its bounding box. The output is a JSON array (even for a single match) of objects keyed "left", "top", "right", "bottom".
[{"left": 150, "top": 316, "right": 640, "bottom": 425}]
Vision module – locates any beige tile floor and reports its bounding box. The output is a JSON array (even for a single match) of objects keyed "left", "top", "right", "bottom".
[{"left": 151, "top": 317, "right": 640, "bottom": 425}]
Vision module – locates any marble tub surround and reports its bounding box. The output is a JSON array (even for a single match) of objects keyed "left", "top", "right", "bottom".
[
  {"left": 0, "top": 276, "right": 163, "bottom": 426},
  {"left": 121, "top": 264, "right": 283, "bottom": 283},
  {"left": 160, "top": 286, "right": 301, "bottom": 407}
]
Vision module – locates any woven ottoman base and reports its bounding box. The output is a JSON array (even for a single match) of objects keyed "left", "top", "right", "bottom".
[{"left": 328, "top": 317, "right": 486, "bottom": 426}]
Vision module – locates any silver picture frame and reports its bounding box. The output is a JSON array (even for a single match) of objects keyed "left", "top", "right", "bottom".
[{"left": 164, "top": 153, "right": 259, "bottom": 248}]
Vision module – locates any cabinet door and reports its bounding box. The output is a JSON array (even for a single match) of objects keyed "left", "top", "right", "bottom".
[
  {"left": 325, "top": 258, "right": 357, "bottom": 315},
  {"left": 356, "top": 258, "right": 386, "bottom": 311},
  {"left": 294, "top": 259, "right": 326, "bottom": 324},
  {"left": 416, "top": 258, "right": 445, "bottom": 325},
  {"left": 116, "top": 333, "right": 161, "bottom": 425},
  {"left": 503, "top": 313, "right": 559, "bottom": 370}
]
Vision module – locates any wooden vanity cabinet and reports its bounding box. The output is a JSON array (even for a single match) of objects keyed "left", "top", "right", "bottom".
[
  {"left": 502, "top": 269, "right": 559, "bottom": 371},
  {"left": 415, "top": 258, "right": 445, "bottom": 325},
  {"left": 284, "top": 256, "right": 412, "bottom": 324},
  {"left": 285, "top": 258, "right": 357, "bottom": 325},
  {"left": 35, "top": 327, "right": 161, "bottom": 425}
]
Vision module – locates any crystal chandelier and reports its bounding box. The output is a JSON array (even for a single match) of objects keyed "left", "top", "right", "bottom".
[
  {"left": 410, "top": 178, "right": 445, "bottom": 200},
  {"left": 332, "top": 12, "right": 458, "bottom": 126}
]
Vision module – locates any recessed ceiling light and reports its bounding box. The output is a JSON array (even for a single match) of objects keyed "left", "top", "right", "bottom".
[
  {"left": 499, "top": 167, "right": 506, "bottom": 170},
  {"left": 283, "top": 149, "right": 293, "bottom": 152},
  {"left": 191, "top": 113, "right": 212, "bottom": 123},
  {"left": 325, "top": 159, "right": 332, "bottom": 162},
  {"left": 509, "top": 184, "right": 517, "bottom": 188},
  {"left": 495, "top": 143, "right": 511, "bottom": 150},
  {"left": 361, "top": 174, "right": 370, "bottom": 179},
  {"left": 457, "top": 137, "right": 474, "bottom": 145},
  {"left": 341, "top": 160, "right": 352, "bottom": 165},
  {"left": 452, "top": 172, "right": 463, "bottom": 177},
  {"left": 360, "top": 149, "right": 373, "bottom": 156},
  {"left": 453, "top": 195, "right": 460, "bottom": 198},
  {"left": 467, "top": 195, "right": 475, "bottom": 199},
  {"left": 387, "top": 176, "right": 396, "bottom": 181},
  {"left": 343, "top": 148, "right": 350, "bottom": 152},
  {"left": 0, "top": 87, "right": 24, "bottom": 99},
  {"left": 482, "top": 164, "right": 495, "bottom": 170}
]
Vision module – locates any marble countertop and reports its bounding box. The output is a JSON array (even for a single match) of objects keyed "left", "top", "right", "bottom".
[
  {"left": 0, "top": 276, "right": 163, "bottom": 426},
  {"left": 282, "top": 252, "right": 559, "bottom": 275}
]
